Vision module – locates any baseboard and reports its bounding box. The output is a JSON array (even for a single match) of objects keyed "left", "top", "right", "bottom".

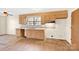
[
  {"left": 0, "top": 34, "right": 7, "bottom": 36},
  {"left": 46, "top": 38, "right": 65, "bottom": 40},
  {"left": 0, "top": 34, "right": 16, "bottom": 36}
]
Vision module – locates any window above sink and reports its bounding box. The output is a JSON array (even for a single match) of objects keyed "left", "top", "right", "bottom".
[{"left": 26, "top": 16, "right": 41, "bottom": 27}]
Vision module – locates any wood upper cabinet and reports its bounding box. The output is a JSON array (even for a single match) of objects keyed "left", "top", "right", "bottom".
[
  {"left": 41, "top": 10, "right": 68, "bottom": 24},
  {"left": 19, "top": 10, "right": 68, "bottom": 24},
  {"left": 19, "top": 15, "right": 26, "bottom": 24},
  {"left": 41, "top": 15, "right": 55, "bottom": 24},
  {"left": 54, "top": 10, "right": 68, "bottom": 19},
  {"left": 71, "top": 9, "right": 79, "bottom": 50}
]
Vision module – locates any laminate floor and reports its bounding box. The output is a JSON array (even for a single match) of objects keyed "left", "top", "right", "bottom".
[{"left": 0, "top": 35, "right": 71, "bottom": 51}]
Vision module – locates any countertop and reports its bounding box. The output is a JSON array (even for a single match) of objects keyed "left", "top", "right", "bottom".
[{"left": 16, "top": 27, "right": 45, "bottom": 30}]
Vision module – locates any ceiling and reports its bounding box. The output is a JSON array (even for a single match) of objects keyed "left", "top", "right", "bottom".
[{"left": 0, "top": 8, "right": 74, "bottom": 16}]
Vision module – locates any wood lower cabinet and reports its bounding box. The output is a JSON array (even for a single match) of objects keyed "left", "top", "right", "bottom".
[
  {"left": 16, "top": 29, "right": 25, "bottom": 37},
  {"left": 25, "top": 29, "right": 45, "bottom": 40},
  {"left": 71, "top": 9, "right": 79, "bottom": 50}
]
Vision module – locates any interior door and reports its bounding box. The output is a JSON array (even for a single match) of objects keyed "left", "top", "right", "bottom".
[
  {"left": 71, "top": 9, "right": 79, "bottom": 50},
  {"left": 0, "top": 16, "right": 7, "bottom": 35}
]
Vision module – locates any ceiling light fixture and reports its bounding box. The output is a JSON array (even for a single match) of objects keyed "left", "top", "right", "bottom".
[{"left": 0, "top": 8, "right": 13, "bottom": 16}]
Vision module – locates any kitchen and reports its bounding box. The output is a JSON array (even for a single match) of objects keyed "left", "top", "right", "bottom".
[
  {"left": 16, "top": 10, "right": 69, "bottom": 43},
  {"left": 0, "top": 8, "right": 72, "bottom": 50}
]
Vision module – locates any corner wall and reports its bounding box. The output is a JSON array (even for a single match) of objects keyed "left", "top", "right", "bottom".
[{"left": 6, "top": 16, "right": 19, "bottom": 35}]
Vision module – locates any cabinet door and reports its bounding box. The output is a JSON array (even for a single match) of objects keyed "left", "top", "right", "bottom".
[
  {"left": 16, "top": 29, "right": 21, "bottom": 36},
  {"left": 16, "top": 29, "right": 25, "bottom": 37},
  {"left": 25, "top": 29, "right": 32, "bottom": 38},
  {"left": 44, "top": 15, "right": 50, "bottom": 23},
  {"left": 32, "top": 30, "right": 44, "bottom": 39},
  {"left": 41, "top": 16, "right": 45, "bottom": 24},
  {"left": 55, "top": 11, "right": 68, "bottom": 19},
  {"left": 41, "top": 15, "right": 55, "bottom": 24},
  {"left": 25, "top": 29, "right": 44, "bottom": 39},
  {"left": 19, "top": 15, "right": 26, "bottom": 24}
]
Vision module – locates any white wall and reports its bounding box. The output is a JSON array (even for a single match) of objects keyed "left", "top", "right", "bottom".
[
  {"left": 6, "top": 16, "right": 19, "bottom": 35},
  {"left": 0, "top": 16, "right": 7, "bottom": 35},
  {"left": 45, "top": 19, "right": 66, "bottom": 39},
  {"left": 65, "top": 9, "right": 72, "bottom": 44}
]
